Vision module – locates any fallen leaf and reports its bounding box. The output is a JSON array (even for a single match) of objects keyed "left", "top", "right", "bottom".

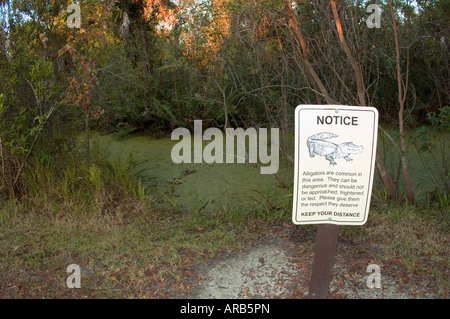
[
  {"left": 144, "top": 269, "right": 153, "bottom": 277},
  {"left": 241, "top": 272, "right": 255, "bottom": 280}
]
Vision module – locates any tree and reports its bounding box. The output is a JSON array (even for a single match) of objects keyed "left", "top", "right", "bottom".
[
  {"left": 283, "top": 0, "right": 399, "bottom": 200},
  {"left": 388, "top": 0, "right": 414, "bottom": 203}
]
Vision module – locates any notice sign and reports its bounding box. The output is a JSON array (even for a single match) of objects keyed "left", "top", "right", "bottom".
[{"left": 292, "top": 105, "right": 379, "bottom": 225}]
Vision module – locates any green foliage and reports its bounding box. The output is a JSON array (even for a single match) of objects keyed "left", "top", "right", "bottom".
[
  {"left": 427, "top": 106, "right": 450, "bottom": 132},
  {"left": 0, "top": 0, "right": 449, "bottom": 202},
  {"left": 250, "top": 189, "right": 291, "bottom": 223},
  {"left": 89, "top": 164, "right": 102, "bottom": 194},
  {"left": 412, "top": 107, "right": 449, "bottom": 203},
  {"left": 415, "top": 107, "right": 449, "bottom": 152},
  {"left": 21, "top": 138, "right": 152, "bottom": 209}
]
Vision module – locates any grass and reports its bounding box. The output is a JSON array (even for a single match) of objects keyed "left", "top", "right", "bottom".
[
  {"left": 1, "top": 192, "right": 447, "bottom": 298},
  {"left": 0, "top": 195, "right": 263, "bottom": 298},
  {"left": 369, "top": 203, "right": 449, "bottom": 264},
  {"left": 0, "top": 140, "right": 262, "bottom": 298},
  {"left": 376, "top": 125, "right": 449, "bottom": 206},
  {"left": 339, "top": 202, "right": 449, "bottom": 294}
]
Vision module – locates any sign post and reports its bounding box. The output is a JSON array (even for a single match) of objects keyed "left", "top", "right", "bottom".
[
  {"left": 292, "top": 105, "right": 379, "bottom": 298},
  {"left": 308, "top": 224, "right": 339, "bottom": 299}
]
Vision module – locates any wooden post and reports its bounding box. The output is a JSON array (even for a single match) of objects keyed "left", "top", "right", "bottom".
[{"left": 308, "top": 224, "right": 339, "bottom": 299}]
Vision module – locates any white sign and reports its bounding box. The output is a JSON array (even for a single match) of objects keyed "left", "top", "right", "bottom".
[{"left": 292, "top": 105, "right": 378, "bottom": 225}]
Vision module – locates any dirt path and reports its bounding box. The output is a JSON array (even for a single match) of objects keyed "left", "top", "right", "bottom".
[{"left": 184, "top": 222, "right": 444, "bottom": 299}]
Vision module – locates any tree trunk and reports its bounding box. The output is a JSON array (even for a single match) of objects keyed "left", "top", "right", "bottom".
[
  {"left": 376, "top": 152, "right": 399, "bottom": 200},
  {"left": 277, "top": 38, "right": 290, "bottom": 157},
  {"left": 284, "top": 0, "right": 399, "bottom": 200},
  {"left": 329, "top": 0, "right": 399, "bottom": 200},
  {"left": 388, "top": 0, "right": 414, "bottom": 203},
  {"left": 283, "top": 0, "right": 335, "bottom": 104},
  {"left": 330, "top": 0, "right": 366, "bottom": 106}
]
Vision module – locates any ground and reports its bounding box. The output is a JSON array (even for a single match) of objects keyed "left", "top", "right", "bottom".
[
  {"left": 185, "top": 220, "right": 448, "bottom": 299},
  {"left": 0, "top": 199, "right": 448, "bottom": 299}
]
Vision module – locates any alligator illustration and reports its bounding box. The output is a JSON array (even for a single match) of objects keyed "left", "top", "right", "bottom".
[{"left": 307, "top": 132, "right": 364, "bottom": 166}]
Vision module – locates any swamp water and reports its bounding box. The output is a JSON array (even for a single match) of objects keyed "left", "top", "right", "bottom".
[
  {"left": 93, "top": 133, "right": 291, "bottom": 213},
  {"left": 93, "top": 128, "right": 447, "bottom": 213}
]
